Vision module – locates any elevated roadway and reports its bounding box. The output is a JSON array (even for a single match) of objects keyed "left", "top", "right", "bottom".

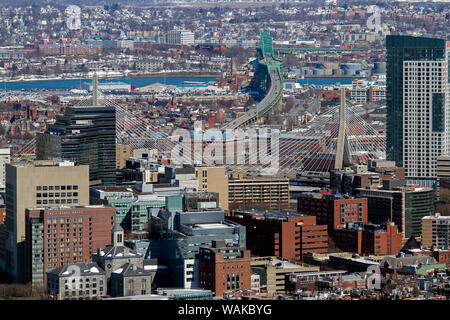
[{"left": 222, "top": 33, "right": 283, "bottom": 130}]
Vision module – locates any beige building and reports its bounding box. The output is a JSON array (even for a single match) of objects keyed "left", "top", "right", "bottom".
[
  {"left": 251, "top": 257, "right": 319, "bottom": 295},
  {"left": 228, "top": 174, "right": 290, "bottom": 210},
  {"left": 422, "top": 213, "right": 450, "bottom": 249},
  {"left": 195, "top": 167, "right": 229, "bottom": 211},
  {"left": 116, "top": 144, "right": 132, "bottom": 169},
  {"left": 5, "top": 160, "right": 89, "bottom": 282}
]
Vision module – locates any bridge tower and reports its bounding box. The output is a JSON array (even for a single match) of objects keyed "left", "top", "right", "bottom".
[
  {"left": 334, "top": 87, "right": 351, "bottom": 170},
  {"left": 93, "top": 72, "right": 99, "bottom": 106}
]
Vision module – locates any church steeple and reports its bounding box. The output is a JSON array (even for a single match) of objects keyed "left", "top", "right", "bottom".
[{"left": 111, "top": 225, "right": 124, "bottom": 247}]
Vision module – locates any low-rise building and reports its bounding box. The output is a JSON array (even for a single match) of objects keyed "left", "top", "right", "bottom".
[
  {"left": 197, "top": 240, "right": 251, "bottom": 297},
  {"left": 422, "top": 213, "right": 450, "bottom": 249},
  {"left": 250, "top": 257, "right": 320, "bottom": 295},
  {"left": 226, "top": 210, "right": 328, "bottom": 261},
  {"left": 333, "top": 221, "right": 403, "bottom": 256},
  {"left": 228, "top": 175, "right": 290, "bottom": 210},
  {"left": 47, "top": 262, "right": 107, "bottom": 300}
]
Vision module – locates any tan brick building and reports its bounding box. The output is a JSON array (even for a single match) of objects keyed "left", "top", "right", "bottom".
[{"left": 5, "top": 161, "right": 89, "bottom": 282}]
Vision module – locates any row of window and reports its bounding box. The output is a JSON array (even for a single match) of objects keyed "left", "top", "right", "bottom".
[
  {"left": 37, "top": 199, "right": 79, "bottom": 205},
  {"left": 37, "top": 185, "right": 78, "bottom": 191},
  {"left": 37, "top": 192, "right": 78, "bottom": 198}
]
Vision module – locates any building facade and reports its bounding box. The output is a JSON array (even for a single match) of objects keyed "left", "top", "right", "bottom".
[
  {"left": 356, "top": 183, "right": 435, "bottom": 240},
  {"left": 47, "top": 262, "right": 107, "bottom": 300},
  {"left": 37, "top": 105, "right": 116, "bottom": 186},
  {"left": 195, "top": 167, "right": 229, "bottom": 211},
  {"left": 386, "top": 35, "right": 449, "bottom": 182},
  {"left": 333, "top": 222, "right": 403, "bottom": 256},
  {"left": 5, "top": 161, "right": 89, "bottom": 283},
  {"left": 165, "top": 30, "right": 195, "bottom": 45},
  {"left": 25, "top": 205, "right": 116, "bottom": 288},
  {"left": 422, "top": 213, "right": 450, "bottom": 249},
  {"left": 0, "top": 147, "right": 10, "bottom": 192},
  {"left": 226, "top": 210, "right": 328, "bottom": 261},
  {"left": 297, "top": 193, "right": 368, "bottom": 233},
  {"left": 197, "top": 240, "right": 251, "bottom": 297},
  {"left": 228, "top": 176, "right": 290, "bottom": 210}
]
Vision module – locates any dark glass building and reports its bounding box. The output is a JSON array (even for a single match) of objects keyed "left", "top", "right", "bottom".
[
  {"left": 37, "top": 106, "right": 116, "bottom": 186},
  {"left": 386, "top": 35, "right": 447, "bottom": 168}
]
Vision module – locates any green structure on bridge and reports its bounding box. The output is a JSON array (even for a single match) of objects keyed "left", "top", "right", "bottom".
[{"left": 222, "top": 32, "right": 284, "bottom": 129}]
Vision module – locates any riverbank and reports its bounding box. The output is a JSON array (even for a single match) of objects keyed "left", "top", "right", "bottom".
[{"left": 1, "top": 71, "right": 222, "bottom": 83}]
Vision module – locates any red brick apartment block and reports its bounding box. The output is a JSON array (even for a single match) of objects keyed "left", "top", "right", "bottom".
[
  {"left": 226, "top": 210, "right": 328, "bottom": 261},
  {"left": 297, "top": 193, "right": 368, "bottom": 233},
  {"left": 25, "top": 206, "right": 116, "bottom": 286}
]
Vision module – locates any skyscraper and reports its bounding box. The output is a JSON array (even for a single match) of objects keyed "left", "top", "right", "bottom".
[
  {"left": 36, "top": 105, "right": 116, "bottom": 186},
  {"left": 386, "top": 35, "right": 449, "bottom": 185}
]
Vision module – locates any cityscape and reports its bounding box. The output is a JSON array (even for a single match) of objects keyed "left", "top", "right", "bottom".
[{"left": 0, "top": 0, "right": 450, "bottom": 305}]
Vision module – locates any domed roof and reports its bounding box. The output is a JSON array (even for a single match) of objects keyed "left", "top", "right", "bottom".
[{"left": 112, "top": 225, "right": 124, "bottom": 232}]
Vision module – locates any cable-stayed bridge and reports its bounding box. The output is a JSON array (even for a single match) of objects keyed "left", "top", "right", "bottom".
[{"left": 12, "top": 33, "right": 385, "bottom": 179}]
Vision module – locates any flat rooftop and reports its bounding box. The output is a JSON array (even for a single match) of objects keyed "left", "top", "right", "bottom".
[
  {"left": 235, "top": 210, "right": 308, "bottom": 219},
  {"left": 194, "top": 223, "right": 230, "bottom": 229}
]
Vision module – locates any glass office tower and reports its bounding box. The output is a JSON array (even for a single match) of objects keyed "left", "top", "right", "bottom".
[{"left": 37, "top": 105, "right": 116, "bottom": 186}]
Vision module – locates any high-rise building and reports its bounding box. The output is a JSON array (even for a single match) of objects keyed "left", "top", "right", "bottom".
[
  {"left": 36, "top": 105, "right": 116, "bottom": 186},
  {"left": 25, "top": 205, "right": 116, "bottom": 288},
  {"left": 386, "top": 35, "right": 449, "bottom": 184},
  {"left": 116, "top": 144, "right": 131, "bottom": 169},
  {"left": 5, "top": 161, "right": 90, "bottom": 282},
  {"left": 0, "top": 147, "right": 10, "bottom": 192},
  {"left": 437, "top": 155, "right": 450, "bottom": 201}
]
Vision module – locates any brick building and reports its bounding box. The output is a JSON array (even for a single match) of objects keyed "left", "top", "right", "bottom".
[
  {"left": 333, "top": 222, "right": 403, "bottom": 256},
  {"left": 226, "top": 210, "right": 328, "bottom": 261},
  {"left": 356, "top": 182, "right": 435, "bottom": 241},
  {"left": 25, "top": 205, "right": 116, "bottom": 288},
  {"left": 297, "top": 193, "right": 368, "bottom": 234},
  {"left": 197, "top": 240, "right": 251, "bottom": 297}
]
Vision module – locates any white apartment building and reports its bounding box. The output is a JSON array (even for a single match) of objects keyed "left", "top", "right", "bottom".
[
  {"left": 165, "top": 30, "right": 195, "bottom": 45},
  {"left": 402, "top": 55, "right": 449, "bottom": 179}
]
